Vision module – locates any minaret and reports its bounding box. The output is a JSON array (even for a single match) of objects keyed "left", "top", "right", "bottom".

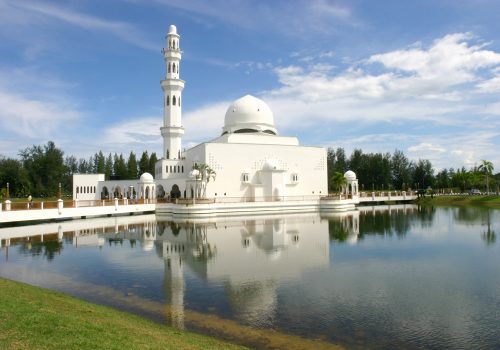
[{"left": 161, "top": 25, "right": 185, "bottom": 160}]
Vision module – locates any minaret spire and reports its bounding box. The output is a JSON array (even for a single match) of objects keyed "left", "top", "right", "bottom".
[{"left": 161, "top": 24, "right": 185, "bottom": 160}]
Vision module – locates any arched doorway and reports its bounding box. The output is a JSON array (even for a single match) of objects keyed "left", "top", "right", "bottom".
[
  {"left": 101, "top": 186, "right": 109, "bottom": 199},
  {"left": 113, "top": 186, "right": 122, "bottom": 199},
  {"left": 157, "top": 185, "right": 166, "bottom": 198},
  {"left": 170, "top": 184, "right": 181, "bottom": 199},
  {"left": 145, "top": 186, "right": 150, "bottom": 199}
]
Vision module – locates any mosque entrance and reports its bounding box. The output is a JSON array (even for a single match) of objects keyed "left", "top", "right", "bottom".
[
  {"left": 157, "top": 185, "right": 166, "bottom": 198},
  {"left": 113, "top": 186, "right": 123, "bottom": 199},
  {"left": 101, "top": 186, "right": 109, "bottom": 199},
  {"left": 170, "top": 184, "right": 181, "bottom": 199}
]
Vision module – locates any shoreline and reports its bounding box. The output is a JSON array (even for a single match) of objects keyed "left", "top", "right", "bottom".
[
  {"left": 0, "top": 277, "right": 245, "bottom": 350},
  {"left": 417, "top": 195, "right": 500, "bottom": 208}
]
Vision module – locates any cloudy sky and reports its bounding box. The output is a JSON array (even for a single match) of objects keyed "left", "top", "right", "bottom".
[{"left": 1, "top": 0, "right": 499, "bottom": 170}]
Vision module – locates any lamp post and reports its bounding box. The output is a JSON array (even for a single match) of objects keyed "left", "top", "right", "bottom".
[
  {"left": 6, "top": 182, "right": 9, "bottom": 199},
  {"left": 58, "top": 182, "right": 62, "bottom": 199}
]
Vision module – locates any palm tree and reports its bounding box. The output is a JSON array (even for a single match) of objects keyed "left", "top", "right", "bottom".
[
  {"left": 331, "top": 172, "right": 347, "bottom": 195},
  {"left": 478, "top": 160, "right": 494, "bottom": 194},
  {"left": 192, "top": 163, "right": 216, "bottom": 197}
]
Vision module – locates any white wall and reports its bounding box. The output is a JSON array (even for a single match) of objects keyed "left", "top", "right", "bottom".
[
  {"left": 73, "top": 174, "right": 105, "bottom": 200},
  {"left": 181, "top": 141, "right": 327, "bottom": 200}
]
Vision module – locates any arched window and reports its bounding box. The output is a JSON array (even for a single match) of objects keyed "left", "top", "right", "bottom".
[
  {"left": 174, "top": 166, "right": 176, "bottom": 173},
  {"left": 178, "top": 97, "right": 181, "bottom": 107},
  {"left": 166, "top": 95, "right": 169, "bottom": 106},
  {"left": 182, "top": 165, "right": 184, "bottom": 173},
  {"left": 93, "top": 186, "right": 96, "bottom": 193},
  {"left": 168, "top": 63, "right": 171, "bottom": 73},
  {"left": 169, "top": 40, "right": 171, "bottom": 49},
  {"left": 76, "top": 187, "right": 79, "bottom": 194},
  {"left": 172, "top": 63, "right": 176, "bottom": 73},
  {"left": 177, "top": 165, "right": 180, "bottom": 172},
  {"left": 176, "top": 64, "right": 179, "bottom": 73},
  {"left": 170, "top": 166, "right": 172, "bottom": 173},
  {"left": 172, "top": 95, "right": 176, "bottom": 106}
]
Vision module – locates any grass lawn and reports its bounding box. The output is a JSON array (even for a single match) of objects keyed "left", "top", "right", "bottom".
[
  {"left": 418, "top": 195, "right": 500, "bottom": 208},
  {"left": 0, "top": 278, "right": 245, "bottom": 350}
]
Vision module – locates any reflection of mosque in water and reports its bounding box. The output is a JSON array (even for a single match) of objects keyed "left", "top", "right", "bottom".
[
  {"left": 0, "top": 205, "right": 419, "bottom": 328},
  {"left": 153, "top": 213, "right": 331, "bottom": 328}
]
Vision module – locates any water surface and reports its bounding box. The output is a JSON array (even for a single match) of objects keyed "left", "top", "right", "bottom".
[{"left": 1, "top": 205, "right": 499, "bottom": 349}]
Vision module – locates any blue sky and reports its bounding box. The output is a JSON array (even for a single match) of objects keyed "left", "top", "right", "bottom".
[{"left": 1, "top": 0, "right": 499, "bottom": 170}]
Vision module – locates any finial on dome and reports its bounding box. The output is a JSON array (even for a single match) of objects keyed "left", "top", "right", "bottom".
[{"left": 168, "top": 25, "right": 177, "bottom": 34}]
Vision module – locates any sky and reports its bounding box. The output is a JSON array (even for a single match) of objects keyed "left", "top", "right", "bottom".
[{"left": 0, "top": 0, "right": 499, "bottom": 171}]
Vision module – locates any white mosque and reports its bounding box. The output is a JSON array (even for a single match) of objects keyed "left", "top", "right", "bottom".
[{"left": 73, "top": 25, "right": 359, "bottom": 207}]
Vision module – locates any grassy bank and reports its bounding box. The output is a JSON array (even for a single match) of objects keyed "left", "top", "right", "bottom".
[
  {"left": 0, "top": 278, "right": 245, "bottom": 350},
  {"left": 417, "top": 195, "right": 500, "bottom": 208}
]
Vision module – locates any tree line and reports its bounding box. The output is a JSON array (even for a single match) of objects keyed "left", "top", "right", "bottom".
[
  {"left": 0, "top": 141, "right": 157, "bottom": 198},
  {"left": 327, "top": 148, "right": 497, "bottom": 193},
  {"left": 0, "top": 141, "right": 497, "bottom": 198}
]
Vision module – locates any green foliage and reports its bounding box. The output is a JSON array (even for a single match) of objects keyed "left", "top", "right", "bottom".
[
  {"left": 139, "top": 151, "right": 149, "bottom": 175},
  {"left": 19, "top": 141, "right": 66, "bottom": 197},
  {"left": 330, "top": 171, "right": 346, "bottom": 192},
  {"left": 127, "top": 152, "right": 138, "bottom": 179},
  {"left": 0, "top": 157, "right": 30, "bottom": 197},
  {"left": 149, "top": 152, "right": 158, "bottom": 176}
]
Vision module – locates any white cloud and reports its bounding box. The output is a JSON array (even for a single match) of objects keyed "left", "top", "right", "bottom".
[
  {"left": 408, "top": 143, "right": 446, "bottom": 153},
  {"left": 0, "top": 91, "right": 79, "bottom": 138},
  {"left": 153, "top": 0, "right": 357, "bottom": 36},
  {"left": 4, "top": 0, "right": 156, "bottom": 51},
  {"left": 476, "top": 75, "right": 500, "bottom": 93}
]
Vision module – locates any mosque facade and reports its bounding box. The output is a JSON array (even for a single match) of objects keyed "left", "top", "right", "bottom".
[{"left": 73, "top": 25, "right": 332, "bottom": 203}]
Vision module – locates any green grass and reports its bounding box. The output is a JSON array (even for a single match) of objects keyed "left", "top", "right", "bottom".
[
  {"left": 418, "top": 195, "right": 500, "bottom": 207},
  {"left": 0, "top": 278, "right": 246, "bottom": 350}
]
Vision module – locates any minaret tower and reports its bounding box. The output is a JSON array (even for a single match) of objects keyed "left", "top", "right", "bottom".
[{"left": 161, "top": 25, "right": 184, "bottom": 160}]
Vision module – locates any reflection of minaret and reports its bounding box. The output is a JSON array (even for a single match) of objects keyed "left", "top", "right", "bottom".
[{"left": 163, "top": 242, "right": 185, "bottom": 329}]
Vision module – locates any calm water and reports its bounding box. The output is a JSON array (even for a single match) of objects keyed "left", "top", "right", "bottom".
[{"left": 1, "top": 205, "right": 499, "bottom": 349}]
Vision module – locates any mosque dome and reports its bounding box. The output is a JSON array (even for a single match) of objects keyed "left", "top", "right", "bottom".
[
  {"left": 344, "top": 170, "right": 357, "bottom": 181},
  {"left": 139, "top": 172, "right": 154, "bottom": 183},
  {"left": 222, "top": 95, "right": 278, "bottom": 135}
]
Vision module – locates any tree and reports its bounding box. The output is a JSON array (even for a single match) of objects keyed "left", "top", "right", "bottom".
[
  {"left": 0, "top": 157, "right": 30, "bottom": 197},
  {"left": 331, "top": 172, "right": 346, "bottom": 193},
  {"left": 127, "top": 152, "right": 138, "bottom": 179},
  {"left": 413, "top": 159, "right": 434, "bottom": 189},
  {"left": 20, "top": 141, "right": 66, "bottom": 197},
  {"left": 96, "top": 151, "right": 105, "bottom": 174},
  {"left": 149, "top": 152, "right": 158, "bottom": 176},
  {"left": 478, "top": 160, "right": 494, "bottom": 194},
  {"left": 192, "top": 163, "right": 216, "bottom": 197},
  {"left": 113, "top": 153, "right": 128, "bottom": 180},
  {"left": 104, "top": 153, "right": 113, "bottom": 180},
  {"left": 139, "top": 151, "right": 149, "bottom": 175},
  {"left": 391, "top": 150, "right": 412, "bottom": 190}
]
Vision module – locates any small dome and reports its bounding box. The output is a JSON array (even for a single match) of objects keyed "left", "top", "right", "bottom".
[
  {"left": 168, "top": 25, "right": 177, "bottom": 34},
  {"left": 139, "top": 172, "right": 154, "bottom": 183},
  {"left": 222, "top": 95, "right": 277, "bottom": 135},
  {"left": 344, "top": 170, "right": 357, "bottom": 181}
]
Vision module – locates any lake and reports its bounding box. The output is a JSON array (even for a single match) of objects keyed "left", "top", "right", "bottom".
[{"left": 1, "top": 204, "right": 499, "bottom": 349}]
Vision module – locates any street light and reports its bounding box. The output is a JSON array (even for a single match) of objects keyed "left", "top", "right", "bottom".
[
  {"left": 58, "top": 182, "right": 62, "bottom": 199},
  {"left": 6, "top": 182, "right": 9, "bottom": 199}
]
